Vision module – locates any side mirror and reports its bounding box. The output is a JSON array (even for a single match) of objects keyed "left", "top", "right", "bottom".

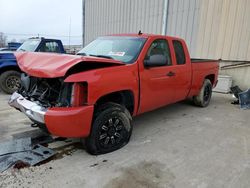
[{"left": 144, "top": 54, "right": 167, "bottom": 67}]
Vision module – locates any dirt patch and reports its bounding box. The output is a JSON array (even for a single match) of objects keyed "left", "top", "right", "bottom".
[
  {"left": 13, "top": 161, "right": 30, "bottom": 170},
  {"left": 14, "top": 141, "right": 83, "bottom": 168},
  {"left": 52, "top": 142, "right": 83, "bottom": 160},
  {"left": 105, "top": 161, "right": 175, "bottom": 188}
]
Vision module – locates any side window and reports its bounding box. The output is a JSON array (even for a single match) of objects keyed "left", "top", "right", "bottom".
[
  {"left": 39, "top": 42, "right": 60, "bottom": 53},
  {"left": 173, "top": 40, "right": 186, "bottom": 65},
  {"left": 145, "top": 39, "right": 172, "bottom": 66}
]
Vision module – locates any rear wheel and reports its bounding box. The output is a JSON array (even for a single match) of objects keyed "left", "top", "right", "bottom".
[
  {"left": 193, "top": 79, "right": 212, "bottom": 107},
  {"left": 0, "top": 71, "right": 21, "bottom": 94},
  {"left": 86, "top": 102, "right": 132, "bottom": 155}
]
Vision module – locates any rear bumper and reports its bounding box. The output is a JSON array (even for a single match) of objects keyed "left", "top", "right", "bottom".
[{"left": 9, "top": 92, "right": 94, "bottom": 138}]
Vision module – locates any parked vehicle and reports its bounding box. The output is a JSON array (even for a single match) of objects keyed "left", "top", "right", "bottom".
[
  {"left": 9, "top": 33, "right": 219, "bottom": 154},
  {"left": 0, "top": 48, "right": 11, "bottom": 51},
  {"left": 0, "top": 42, "right": 22, "bottom": 52},
  {"left": 7, "top": 42, "right": 23, "bottom": 51},
  {"left": 0, "top": 37, "right": 65, "bottom": 94}
]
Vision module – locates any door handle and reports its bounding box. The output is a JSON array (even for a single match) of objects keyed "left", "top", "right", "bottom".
[{"left": 166, "top": 71, "right": 175, "bottom": 77}]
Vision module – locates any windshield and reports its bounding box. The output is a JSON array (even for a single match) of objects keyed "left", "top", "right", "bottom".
[
  {"left": 17, "top": 39, "right": 40, "bottom": 52},
  {"left": 77, "top": 36, "right": 147, "bottom": 64}
]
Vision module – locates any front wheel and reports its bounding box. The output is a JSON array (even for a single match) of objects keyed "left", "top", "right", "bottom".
[
  {"left": 0, "top": 70, "right": 21, "bottom": 94},
  {"left": 193, "top": 79, "right": 212, "bottom": 107},
  {"left": 85, "top": 102, "right": 132, "bottom": 155}
]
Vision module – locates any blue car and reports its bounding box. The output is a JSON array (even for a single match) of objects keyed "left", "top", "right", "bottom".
[{"left": 0, "top": 37, "right": 65, "bottom": 94}]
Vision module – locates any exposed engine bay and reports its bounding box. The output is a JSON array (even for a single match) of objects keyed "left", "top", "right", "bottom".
[{"left": 18, "top": 74, "right": 72, "bottom": 108}]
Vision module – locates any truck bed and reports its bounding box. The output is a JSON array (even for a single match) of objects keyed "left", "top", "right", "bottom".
[
  {"left": 188, "top": 59, "right": 219, "bottom": 98},
  {"left": 191, "top": 58, "right": 218, "bottom": 63}
]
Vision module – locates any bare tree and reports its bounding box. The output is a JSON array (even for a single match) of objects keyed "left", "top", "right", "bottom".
[{"left": 0, "top": 32, "right": 7, "bottom": 47}]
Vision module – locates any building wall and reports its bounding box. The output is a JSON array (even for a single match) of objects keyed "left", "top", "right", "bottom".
[
  {"left": 165, "top": 0, "right": 250, "bottom": 89},
  {"left": 166, "top": 0, "right": 201, "bottom": 57},
  {"left": 84, "top": 0, "right": 250, "bottom": 61},
  {"left": 219, "top": 62, "right": 250, "bottom": 90},
  {"left": 167, "top": 0, "right": 250, "bottom": 61},
  {"left": 85, "top": 0, "right": 165, "bottom": 45},
  {"left": 84, "top": 0, "right": 250, "bottom": 88}
]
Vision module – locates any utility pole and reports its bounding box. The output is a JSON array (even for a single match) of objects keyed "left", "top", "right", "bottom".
[
  {"left": 68, "top": 17, "right": 71, "bottom": 48},
  {"left": 161, "top": 0, "right": 169, "bottom": 35},
  {"left": 82, "top": 0, "right": 85, "bottom": 47}
]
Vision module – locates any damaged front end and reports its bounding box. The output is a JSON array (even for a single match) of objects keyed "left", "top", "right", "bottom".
[
  {"left": 9, "top": 73, "right": 94, "bottom": 138},
  {"left": 9, "top": 52, "right": 125, "bottom": 137},
  {"left": 18, "top": 74, "right": 74, "bottom": 108},
  {"left": 9, "top": 73, "right": 84, "bottom": 125}
]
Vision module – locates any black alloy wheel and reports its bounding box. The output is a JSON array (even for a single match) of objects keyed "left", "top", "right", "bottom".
[
  {"left": 203, "top": 84, "right": 212, "bottom": 103},
  {"left": 193, "top": 79, "right": 212, "bottom": 107},
  {"left": 86, "top": 102, "right": 132, "bottom": 155},
  {"left": 98, "top": 117, "right": 125, "bottom": 148}
]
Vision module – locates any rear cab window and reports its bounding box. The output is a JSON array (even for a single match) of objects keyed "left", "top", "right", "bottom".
[
  {"left": 173, "top": 40, "right": 186, "bottom": 65},
  {"left": 39, "top": 41, "right": 61, "bottom": 53}
]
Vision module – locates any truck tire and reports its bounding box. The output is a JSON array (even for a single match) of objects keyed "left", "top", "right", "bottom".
[
  {"left": 193, "top": 79, "right": 212, "bottom": 107},
  {"left": 86, "top": 102, "right": 132, "bottom": 155},
  {"left": 0, "top": 70, "right": 21, "bottom": 94}
]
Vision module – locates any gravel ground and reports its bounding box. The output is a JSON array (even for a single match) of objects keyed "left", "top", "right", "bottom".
[{"left": 0, "top": 92, "right": 250, "bottom": 188}]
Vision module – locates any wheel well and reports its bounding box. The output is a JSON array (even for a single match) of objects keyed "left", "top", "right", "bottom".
[
  {"left": 0, "top": 66, "right": 21, "bottom": 75},
  {"left": 205, "top": 74, "right": 215, "bottom": 85},
  {"left": 95, "top": 90, "right": 135, "bottom": 115}
]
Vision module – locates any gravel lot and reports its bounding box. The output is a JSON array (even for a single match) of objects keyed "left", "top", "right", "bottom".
[{"left": 0, "top": 91, "right": 250, "bottom": 188}]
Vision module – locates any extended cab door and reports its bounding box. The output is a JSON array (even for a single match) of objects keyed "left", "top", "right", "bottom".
[
  {"left": 138, "top": 38, "right": 176, "bottom": 114},
  {"left": 170, "top": 39, "right": 192, "bottom": 102}
]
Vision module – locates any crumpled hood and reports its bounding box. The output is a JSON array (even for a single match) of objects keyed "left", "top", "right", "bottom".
[{"left": 14, "top": 52, "right": 124, "bottom": 78}]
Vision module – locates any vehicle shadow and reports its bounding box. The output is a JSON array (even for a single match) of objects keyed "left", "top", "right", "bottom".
[{"left": 131, "top": 99, "right": 196, "bottom": 138}]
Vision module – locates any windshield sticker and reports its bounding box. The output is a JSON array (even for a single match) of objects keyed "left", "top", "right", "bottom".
[{"left": 108, "top": 51, "right": 125, "bottom": 56}]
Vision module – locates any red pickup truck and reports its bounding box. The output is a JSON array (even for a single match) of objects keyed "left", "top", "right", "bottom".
[{"left": 9, "top": 34, "right": 219, "bottom": 154}]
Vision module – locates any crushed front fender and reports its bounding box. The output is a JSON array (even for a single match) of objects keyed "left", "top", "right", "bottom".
[{"left": 44, "top": 106, "right": 94, "bottom": 137}]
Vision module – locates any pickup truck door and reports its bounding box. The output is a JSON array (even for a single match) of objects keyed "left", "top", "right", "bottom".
[
  {"left": 138, "top": 39, "right": 176, "bottom": 114},
  {"left": 170, "top": 39, "right": 192, "bottom": 102}
]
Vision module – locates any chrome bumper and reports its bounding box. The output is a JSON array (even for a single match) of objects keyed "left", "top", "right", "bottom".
[{"left": 8, "top": 92, "right": 47, "bottom": 124}]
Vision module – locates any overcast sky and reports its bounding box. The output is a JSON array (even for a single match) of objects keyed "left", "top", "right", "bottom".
[{"left": 0, "top": 0, "right": 82, "bottom": 45}]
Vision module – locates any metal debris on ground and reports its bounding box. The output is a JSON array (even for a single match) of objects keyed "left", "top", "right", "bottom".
[
  {"left": 12, "top": 129, "right": 54, "bottom": 145},
  {"left": 239, "top": 89, "right": 250, "bottom": 109},
  {"left": 0, "top": 138, "right": 32, "bottom": 156},
  {"left": 0, "top": 138, "right": 56, "bottom": 172},
  {"left": 230, "top": 86, "right": 243, "bottom": 104},
  {"left": 230, "top": 86, "right": 243, "bottom": 99}
]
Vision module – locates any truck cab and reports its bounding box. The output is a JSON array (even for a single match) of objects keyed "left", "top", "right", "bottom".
[
  {"left": 0, "top": 37, "right": 65, "bottom": 94},
  {"left": 17, "top": 37, "right": 65, "bottom": 53}
]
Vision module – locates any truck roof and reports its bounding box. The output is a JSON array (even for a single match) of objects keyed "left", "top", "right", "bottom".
[
  {"left": 28, "top": 37, "right": 62, "bottom": 42},
  {"left": 108, "top": 33, "right": 183, "bottom": 40}
]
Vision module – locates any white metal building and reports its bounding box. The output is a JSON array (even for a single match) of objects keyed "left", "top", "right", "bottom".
[{"left": 83, "top": 0, "right": 250, "bottom": 89}]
